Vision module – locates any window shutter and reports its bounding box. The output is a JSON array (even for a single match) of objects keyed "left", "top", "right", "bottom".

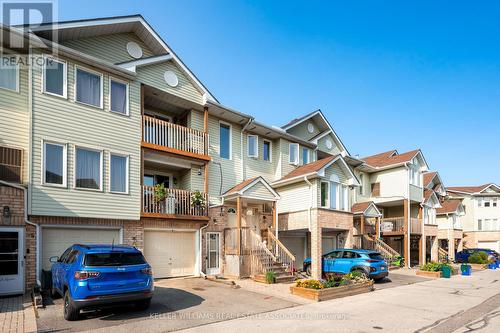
[
  {"left": 371, "top": 182, "right": 380, "bottom": 197},
  {"left": 0, "top": 146, "right": 23, "bottom": 183}
]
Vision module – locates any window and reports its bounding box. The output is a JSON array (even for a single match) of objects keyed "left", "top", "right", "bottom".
[
  {"left": 478, "top": 219, "right": 482, "bottom": 231},
  {"left": 0, "top": 56, "right": 18, "bottom": 91},
  {"left": 484, "top": 199, "right": 491, "bottom": 207},
  {"left": 358, "top": 174, "right": 364, "bottom": 195},
  {"left": 0, "top": 146, "right": 22, "bottom": 183},
  {"left": 75, "top": 67, "right": 103, "bottom": 108},
  {"left": 110, "top": 79, "right": 128, "bottom": 115},
  {"left": 289, "top": 143, "right": 299, "bottom": 165},
  {"left": 43, "top": 57, "right": 67, "bottom": 97},
  {"left": 219, "top": 122, "right": 231, "bottom": 159},
  {"left": 85, "top": 252, "right": 146, "bottom": 266},
  {"left": 493, "top": 198, "right": 498, "bottom": 207},
  {"left": 330, "top": 181, "right": 338, "bottom": 209},
  {"left": 247, "top": 135, "right": 258, "bottom": 158},
  {"left": 339, "top": 185, "right": 348, "bottom": 211},
  {"left": 43, "top": 142, "right": 66, "bottom": 186},
  {"left": 302, "top": 147, "right": 310, "bottom": 165},
  {"left": 110, "top": 154, "right": 128, "bottom": 193},
  {"left": 320, "top": 182, "right": 329, "bottom": 207},
  {"left": 263, "top": 140, "right": 271, "bottom": 162},
  {"left": 477, "top": 198, "right": 483, "bottom": 207},
  {"left": 75, "top": 147, "right": 102, "bottom": 190}
]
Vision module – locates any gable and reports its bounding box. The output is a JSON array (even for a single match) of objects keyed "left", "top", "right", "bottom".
[
  {"left": 137, "top": 61, "right": 204, "bottom": 105},
  {"left": 317, "top": 133, "right": 342, "bottom": 156},
  {"left": 286, "top": 117, "right": 322, "bottom": 141},
  {"left": 365, "top": 204, "right": 381, "bottom": 217},
  {"left": 322, "top": 160, "right": 349, "bottom": 184},
  {"left": 244, "top": 182, "right": 278, "bottom": 201},
  {"left": 61, "top": 33, "right": 155, "bottom": 64}
]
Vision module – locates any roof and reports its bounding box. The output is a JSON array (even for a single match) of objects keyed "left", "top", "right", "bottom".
[
  {"left": 424, "top": 189, "right": 434, "bottom": 201},
  {"left": 362, "top": 149, "right": 421, "bottom": 168},
  {"left": 423, "top": 172, "right": 438, "bottom": 187},
  {"left": 223, "top": 176, "right": 280, "bottom": 200},
  {"left": 351, "top": 201, "right": 381, "bottom": 216},
  {"left": 281, "top": 109, "right": 320, "bottom": 129},
  {"left": 224, "top": 177, "right": 260, "bottom": 196},
  {"left": 447, "top": 184, "right": 499, "bottom": 194},
  {"left": 275, "top": 155, "right": 337, "bottom": 182},
  {"left": 436, "top": 199, "right": 463, "bottom": 215}
]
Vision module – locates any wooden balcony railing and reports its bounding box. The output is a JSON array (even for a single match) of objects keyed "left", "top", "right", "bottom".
[
  {"left": 380, "top": 217, "right": 422, "bottom": 234},
  {"left": 142, "top": 115, "right": 209, "bottom": 157},
  {"left": 143, "top": 186, "right": 208, "bottom": 217}
]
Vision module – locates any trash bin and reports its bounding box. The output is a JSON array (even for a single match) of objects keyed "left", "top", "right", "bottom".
[
  {"left": 442, "top": 265, "right": 452, "bottom": 278},
  {"left": 488, "top": 263, "right": 497, "bottom": 270},
  {"left": 461, "top": 264, "right": 471, "bottom": 276}
]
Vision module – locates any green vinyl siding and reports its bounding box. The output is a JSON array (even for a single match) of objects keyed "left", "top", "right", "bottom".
[
  {"left": 317, "top": 133, "right": 342, "bottom": 156},
  {"left": 61, "top": 33, "right": 155, "bottom": 64},
  {"left": 30, "top": 53, "right": 141, "bottom": 219},
  {"left": 244, "top": 135, "right": 275, "bottom": 183},
  {"left": 243, "top": 182, "right": 275, "bottom": 201},
  {"left": 287, "top": 119, "right": 321, "bottom": 141}
]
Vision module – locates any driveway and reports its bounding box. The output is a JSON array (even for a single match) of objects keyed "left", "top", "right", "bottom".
[
  {"left": 373, "top": 269, "right": 430, "bottom": 290},
  {"left": 36, "top": 277, "right": 298, "bottom": 333}
]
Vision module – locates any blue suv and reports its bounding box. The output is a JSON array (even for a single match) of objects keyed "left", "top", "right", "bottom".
[
  {"left": 50, "top": 244, "right": 154, "bottom": 321},
  {"left": 455, "top": 248, "right": 499, "bottom": 263},
  {"left": 303, "top": 249, "right": 389, "bottom": 281}
]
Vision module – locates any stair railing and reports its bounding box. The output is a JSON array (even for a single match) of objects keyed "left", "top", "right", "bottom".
[{"left": 267, "top": 232, "right": 296, "bottom": 275}]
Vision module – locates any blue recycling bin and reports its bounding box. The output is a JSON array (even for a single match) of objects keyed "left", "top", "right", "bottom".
[
  {"left": 461, "top": 264, "right": 471, "bottom": 276},
  {"left": 488, "top": 263, "right": 497, "bottom": 269}
]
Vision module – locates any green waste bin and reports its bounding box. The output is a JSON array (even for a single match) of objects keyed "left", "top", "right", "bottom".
[{"left": 442, "top": 265, "right": 452, "bottom": 278}]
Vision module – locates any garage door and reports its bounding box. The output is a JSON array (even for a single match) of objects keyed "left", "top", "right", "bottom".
[
  {"left": 322, "top": 237, "right": 337, "bottom": 254},
  {"left": 42, "top": 227, "right": 120, "bottom": 270},
  {"left": 478, "top": 241, "right": 499, "bottom": 252},
  {"left": 281, "top": 237, "right": 306, "bottom": 267},
  {"left": 143, "top": 230, "right": 196, "bottom": 278}
]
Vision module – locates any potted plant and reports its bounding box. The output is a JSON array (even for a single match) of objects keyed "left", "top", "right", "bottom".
[
  {"left": 153, "top": 183, "right": 167, "bottom": 213},
  {"left": 417, "top": 262, "right": 455, "bottom": 278},
  {"left": 191, "top": 190, "right": 206, "bottom": 214},
  {"left": 468, "top": 252, "right": 489, "bottom": 270}
]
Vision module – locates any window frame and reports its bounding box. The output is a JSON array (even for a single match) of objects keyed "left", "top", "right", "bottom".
[
  {"left": 219, "top": 121, "right": 232, "bottom": 160},
  {"left": 109, "top": 152, "right": 129, "bottom": 194},
  {"left": 0, "top": 55, "right": 19, "bottom": 93},
  {"left": 42, "top": 55, "right": 67, "bottom": 99},
  {"left": 108, "top": 76, "right": 130, "bottom": 116},
  {"left": 41, "top": 140, "right": 67, "bottom": 188},
  {"left": 74, "top": 65, "right": 104, "bottom": 109},
  {"left": 247, "top": 134, "right": 259, "bottom": 158},
  {"left": 289, "top": 143, "right": 299, "bottom": 165},
  {"left": 477, "top": 219, "right": 482, "bottom": 231},
  {"left": 74, "top": 145, "right": 104, "bottom": 191},
  {"left": 320, "top": 181, "right": 330, "bottom": 208},
  {"left": 263, "top": 139, "right": 272, "bottom": 162},
  {"left": 302, "top": 147, "right": 310, "bottom": 165}
]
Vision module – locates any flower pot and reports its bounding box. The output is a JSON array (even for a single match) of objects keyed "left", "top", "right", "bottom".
[
  {"left": 416, "top": 270, "right": 442, "bottom": 278},
  {"left": 290, "top": 281, "right": 374, "bottom": 302}
]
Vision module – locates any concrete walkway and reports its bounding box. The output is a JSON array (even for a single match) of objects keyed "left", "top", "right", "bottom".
[
  {"left": 180, "top": 270, "right": 500, "bottom": 333},
  {"left": 0, "top": 295, "right": 37, "bottom": 333}
]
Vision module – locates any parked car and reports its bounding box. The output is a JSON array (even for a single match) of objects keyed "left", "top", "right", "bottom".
[
  {"left": 303, "top": 249, "right": 388, "bottom": 281},
  {"left": 50, "top": 244, "right": 154, "bottom": 321},
  {"left": 455, "top": 248, "right": 500, "bottom": 263}
]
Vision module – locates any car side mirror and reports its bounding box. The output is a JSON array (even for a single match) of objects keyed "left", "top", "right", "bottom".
[{"left": 49, "top": 256, "right": 59, "bottom": 263}]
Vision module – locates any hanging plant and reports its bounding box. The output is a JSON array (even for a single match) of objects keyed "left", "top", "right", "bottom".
[{"left": 191, "top": 190, "right": 206, "bottom": 207}]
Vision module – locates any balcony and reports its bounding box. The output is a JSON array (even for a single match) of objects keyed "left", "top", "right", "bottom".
[
  {"left": 380, "top": 217, "right": 422, "bottom": 235},
  {"left": 142, "top": 115, "right": 209, "bottom": 161},
  {"left": 142, "top": 186, "right": 209, "bottom": 219}
]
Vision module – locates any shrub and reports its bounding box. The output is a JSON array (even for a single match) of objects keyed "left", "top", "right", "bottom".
[
  {"left": 468, "top": 252, "right": 489, "bottom": 264},
  {"left": 296, "top": 279, "right": 324, "bottom": 289},
  {"left": 265, "top": 271, "right": 276, "bottom": 284}
]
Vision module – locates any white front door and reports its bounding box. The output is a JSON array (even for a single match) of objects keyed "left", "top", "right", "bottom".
[
  {"left": 206, "top": 232, "right": 221, "bottom": 275},
  {"left": 0, "top": 228, "right": 24, "bottom": 296}
]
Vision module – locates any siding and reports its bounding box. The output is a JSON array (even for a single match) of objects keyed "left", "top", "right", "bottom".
[
  {"left": 317, "top": 133, "right": 342, "bottom": 156},
  {"left": 316, "top": 161, "right": 350, "bottom": 206},
  {"left": 287, "top": 119, "right": 321, "bottom": 141},
  {"left": 244, "top": 182, "right": 275, "bottom": 201},
  {"left": 0, "top": 65, "right": 29, "bottom": 183},
  {"left": 137, "top": 61, "right": 204, "bottom": 105},
  {"left": 244, "top": 135, "right": 276, "bottom": 183},
  {"left": 276, "top": 181, "right": 314, "bottom": 213},
  {"left": 30, "top": 52, "right": 141, "bottom": 219},
  {"left": 61, "top": 33, "right": 155, "bottom": 64}
]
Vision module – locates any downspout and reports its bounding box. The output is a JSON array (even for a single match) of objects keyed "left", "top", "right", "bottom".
[
  {"left": 0, "top": 181, "right": 40, "bottom": 286},
  {"left": 303, "top": 176, "right": 313, "bottom": 232}
]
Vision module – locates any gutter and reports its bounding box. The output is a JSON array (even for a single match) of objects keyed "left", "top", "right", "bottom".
[
  {"left": 404, "top": 162, "right": 411, "bottom": 268},
  {"left": 0, "top": 181, "right": 40, "bottom": 286}
]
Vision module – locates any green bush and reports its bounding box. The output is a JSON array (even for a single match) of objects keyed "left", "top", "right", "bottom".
[
  {"left": 468, "top": 252, "right": 489, "bottom": 264},
  {"left": 420, "top": 262, "right": 453, "bottom": 272},
  {"left": 265, "top": 271, "right": 276, "bottom": 284}
]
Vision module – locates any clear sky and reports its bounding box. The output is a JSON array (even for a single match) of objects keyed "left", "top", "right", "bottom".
[{"left": 56, "top": 0, "right": 499, "bottom": 186}]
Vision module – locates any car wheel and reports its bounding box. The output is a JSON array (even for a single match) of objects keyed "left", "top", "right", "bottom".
[
  {"left": 305, "top": 265, "right": 311, "bottom": 276},
  {"left": 63, "top": 290, "right": 79, "bottom": 321},
  {"left": 136, "top": 299, "right": 151, "bottom": 311}
]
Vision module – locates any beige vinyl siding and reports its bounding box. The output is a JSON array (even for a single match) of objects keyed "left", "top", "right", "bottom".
[
  {"left": 0, "top": 65, "right": 29, "bottom": 183},
  {"left": 277, "top": 181, "right": 315, "bottom": 213},
  {"left": 187, "top": 109, "right": 205, "bottom": 132},
  {"left": 244, "top": 135, "right": 275, "bottom": 183},
  {"left": 316, "top": 161, "right": 350, "bottom": 206},
  {"left": 30, "top": 53, "right": 141, "bottom": 219},
  {"left": 317, "top": 133, "right": 342, "bottom": 156},
  {"left": 287, "top": 119, "right": 320, "bottom": 141},
  {"left": 207, "top": 116, "right": 243, "bottom": 204},
  {"left": 279, "top": 138, "right": 299, "bottom": 178},
  {"left": 370, "top": 167, "right": 407, "bottom": 199},
  {"left": 137, "top": 62, "right": 204, "bottom": 105},
  {"left": 243, "top": 182, "right": 275, "bottom": 201},
  {"left": 61, "top": 33, "right": 155, "bottom": 64}
]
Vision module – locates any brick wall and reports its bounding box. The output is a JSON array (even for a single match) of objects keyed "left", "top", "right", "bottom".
[{"left": 0, "top": 184, "right": 24, "bottom": 226}]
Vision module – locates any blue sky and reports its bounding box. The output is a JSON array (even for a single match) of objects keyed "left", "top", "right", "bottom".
[{"left": 57, "top": 1, "right": 499, "bottom": 186}]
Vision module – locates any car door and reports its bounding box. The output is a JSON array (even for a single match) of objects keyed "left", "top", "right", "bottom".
[
  {"left": 337, "top": 250, "right": 358, "bottom": 274},
  {"left": 323, "top": 250, "right": 342, "bottom": 273},
  {"left": 53, "top": 247, "right": 71, "bottom": 291},
  {"left": 61, "top": 250, "right": 79, "bottom": 288}
]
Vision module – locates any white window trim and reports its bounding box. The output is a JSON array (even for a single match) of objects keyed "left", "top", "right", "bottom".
[
  {"left": 263, "top": 139, "right": 272, "bottom": 162},
  {"left": 302, "top": 147, "right": 310, "bottom": 165},
  {"left": 42, "top": 55, "right": 67, "bottom": 99},
  {"left": 289, "top": 143, "right": 299, "bottom": 165},
  {"left": 74, "top": 65, "right": 104, "bottom": 109},
  {"left": 0, "top": 55, "right": 19, "bottom": 93},
  {"left": 109, "top": 152, "right": 129, "bottom": 194},
  {"left": 108, "top": 76, "right": 130, "bottom": 116},
  {"left": 219, "top": 121, "right": 232, "bottom": 160},
  {"left": 73, "top": 145, "right": 103, "bottom": 192},
  {"left": 320, "top": 181, "right": 330, "bottom": 208},
  {"left": 247, "top": 134, "right": 258, "bottom": 158},
  {"left": 41, "top": 140, "right": 67, "bottom": 188}
]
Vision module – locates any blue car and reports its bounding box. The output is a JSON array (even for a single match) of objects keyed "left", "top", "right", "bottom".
[
  {"left": 50, "top": 244, "right": 154, "bottom": 321},
  {"left": 303, "top": 249, "right": 389, "bottom": 281},
  {"left": 455, "top": 248, "right": 500, "bottom": 263}
]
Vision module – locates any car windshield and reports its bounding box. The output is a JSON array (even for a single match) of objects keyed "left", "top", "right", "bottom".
[
  {"left": 84, "top": 252, "right": 146, "bottom": 266},
  {"left": 368, "top": 253, "right": 384, "bottom": 260}
]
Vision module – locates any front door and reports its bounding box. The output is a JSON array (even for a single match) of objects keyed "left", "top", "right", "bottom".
[
  {"left": 0, "top": 228, "right": 24, "bottom": 296},
  {"left": 206, "top": 232, "right": 221, "bottom": 275}
]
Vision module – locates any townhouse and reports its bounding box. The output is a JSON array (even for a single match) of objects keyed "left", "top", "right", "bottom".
[{"left": 447, "top": 184, "right": 500, "bottom": 253}]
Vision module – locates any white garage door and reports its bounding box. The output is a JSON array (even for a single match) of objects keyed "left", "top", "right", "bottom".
[
  {"left": 144, "top": 230, "right": 196, "bottom": 278},
  {"left": 478, "top": 241, "right": 499, "bottom": 252},
  {"left": 42, "top": 227, "right": 120, "bottom": 270},
  {"left": 281, "top": 237, "right": 306, "bottom": 267}
]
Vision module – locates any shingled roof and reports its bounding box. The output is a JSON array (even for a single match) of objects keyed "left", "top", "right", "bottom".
[
  {"left": 362, "top": 149, "right": 421, "bottom": 168},
  {"left": 447, "top": 184, "right": 495, "bottom": 194},
  {"left": 274, "top": 155, "right": 338, "bottom": 182},
  {"left": 436, "top": 199, "right": 463, "bottom": 215}
]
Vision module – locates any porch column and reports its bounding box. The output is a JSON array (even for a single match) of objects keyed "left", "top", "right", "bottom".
[
  {"left": 375, "top": 217, "right": 380, "bottom": 239},
  {"left": 204, "top": 164, "right": 209, "bottom": 194},
  {"left": 448, "top": 234, "right": 456, "bottom": 261},
  {"left": 431, "top": 236, "right": 439, "bottom": 262},
  {"left": 203, "top": 106, "right": 209, "bottom": 132},
  {"left": 360, "top": 215, "right": 365, "bottom": 235},
  {"left": 236, "top": 197, "right": 242, "bottom": 256},
  {"left": 311, "top": 223, "right": 322, "bottom": 280},
  {"left": 419, "top": 236, "right": 424, "bottom": 266},
  {"left": 457, "top": 238, "right": 463, "bottom": 252},
  {"left": 272, "top": 201, "right": 277, "bottom": 230},
  {"left": 403, "top": 199, "right": 410, "bottom": 267}
]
